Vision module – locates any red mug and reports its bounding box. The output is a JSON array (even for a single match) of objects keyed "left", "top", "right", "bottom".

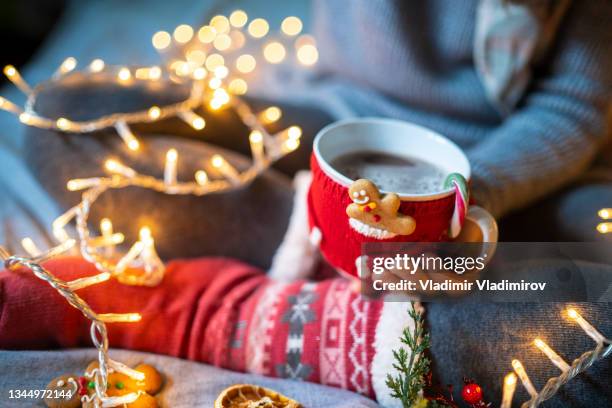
[{"left": 307, "top": 118, "right": 498, "bottom": 279}]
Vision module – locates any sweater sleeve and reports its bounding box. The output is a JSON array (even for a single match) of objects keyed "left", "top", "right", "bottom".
[{"left": 467, "top": 0, "right": 612, "bottom": 218}]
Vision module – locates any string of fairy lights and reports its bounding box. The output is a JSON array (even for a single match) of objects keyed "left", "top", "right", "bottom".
[
  {"left": 1, "top": 11, "right": 311, "bottom": 286},
  {"left": 500, "top": 307, "right": 611, "bottom": 408},
  {"left": 0, "top": 245, "right": 145, "bottom": 407},
  {"left": 0, "top": 9, "right": 610, "bottom": 408}
]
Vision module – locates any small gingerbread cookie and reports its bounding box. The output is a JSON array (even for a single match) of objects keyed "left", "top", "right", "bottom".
[
  {"left": 44, "top": 374, "right": 82, "bottom": 408},
  {"left": 45, "top": 362, "right": 163, "bottom": 408},
  {"left": 346, "top": 179, "right": 416, "bottom": 238}
]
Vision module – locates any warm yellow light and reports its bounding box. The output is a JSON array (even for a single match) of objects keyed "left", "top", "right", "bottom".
[
  {"left": 100, "top": 218, "right": 113, "bottom": 235},
  {"left": 152, "top": 31, "right": 172, "bottom": 50},
  {"left": 198, "top": 26, "right": 216, "bottom": 43},
  {"left": 60, "top": 57, "right": 77, "bottom": 73},
  {"left": 599, "top": 209, "right": 612, "bottom": 219},
  {"left": 214, "top": 66, "right": 229, "bottom": 79},
  {"left": 99, "top": 313, "right": 142, "bottom": 323},
  {"left": 208, "top": 77, "right": 222, "bottom": 89},
  {"left": 186, "top": 49, "right": 207, "bottom": 66},
  {"left": 288, "top": 126, "right": 302, "bottom": 139},
  {"left": 263, "top": 42, "right": 286, "bottom": 64},
  {"left": 195, "top": 170, "right": 208, "bottom": 185},
  {"left": 248, "top": 18, "right": 269, "bottom": 38},
  {"left": 567, "top": 308, "right": 578, "bottom": 319},
  {"left": 236, "top": 54, "right": 256, "bottom": 73},
  {"left": 297, "top": 44, "right": 319, "bottom": 66},
  {"left": 211, "top": 154, "right": 224, "bottom": 168},
  {"left": 4, "top": 65, "right": 16, "bottom": 77},
  {"left": 205, "top": 53, "right": 225, "bottom": 71},
  {"left": 127, "top": 138, "right": 140, "bottom": 151},
  {"left": 228, "top": 78, "right": 248, "bottom": 95},
  {"left": 262, "top": 106, "right": 282, "bottom": 123},
  {"left": 505, "top": 373, "right": 516, "bottom": 386},
  {"left": 139, "top": 226, "right": 153, "bottom": 245},
  {"left": 148, "top": 66, "right": 162, "bottom": 80},
  {"left": 118, "top": 67, "right": 131, "bottom": 81},
  {"left": 56, "top": 117, "right": 72, "bottom": 131},
  {"left": 285, "top": 138, "right": 300, "bottom": 151},
  {"left": 209, "top": 99, "right": 223, "bottom": 110},
  {"left": 104, "top": 159, "right": 136, "bottom": 178},
  {"left": 213, "top": 88, "right": 230, "bottom": 103},
  {"left": 192, "top": 117, "right": 205, "bottom": 130},
  {"left": 148, "top": 106, "right": 161, "bottom": 120},
  {"left": 193, "top": 67, "right": 207, "bottom": 80},
  {"left": 597, "top": 223, "right": 612, "bottom": 233},
  {"left": 210, "top": 15, "right": 230, "bottom": 34},
  {"left": 281, "top": 16, "right": 303, "bottom": 36},
  {"left": 213, "top": 33, "right": 232, "bottom": 51},
  {"left": 174, "top": 61, "right": 191, "bottom": 76},
  {"left": 166, "top": 148, "right": 178, "bottom": 162},
  {"left": 229, "top": 10, "right": 248, "bottom": 28},
  {"left": 174, "top": 24, "right": 194, "bottom": 43},
  {"left": 249, "top": 130, "right": 263, "bottom": 144},
  {"left": 19, "top": 112, "right": 32, "bottom": 124},
  {"left": 90, "top": 59, "right": 105, "bottom": 72}
]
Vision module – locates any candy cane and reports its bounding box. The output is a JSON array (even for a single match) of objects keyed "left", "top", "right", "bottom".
[{"left": 444, "top": 173, "right": 469, "bottom": 239}]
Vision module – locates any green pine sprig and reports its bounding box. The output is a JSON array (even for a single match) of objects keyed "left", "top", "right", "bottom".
[{"left": 385, "top": 302, "right": 431, "bottom": 408}]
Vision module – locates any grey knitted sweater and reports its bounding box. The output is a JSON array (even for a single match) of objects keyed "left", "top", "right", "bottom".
[{"left": 308, "top": 0, "right": 612, "bottom": 218}]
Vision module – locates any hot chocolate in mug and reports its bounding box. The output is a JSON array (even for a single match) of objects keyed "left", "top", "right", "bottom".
[{"left": 307, "top": 118, "right": 498, "bottom": 279}]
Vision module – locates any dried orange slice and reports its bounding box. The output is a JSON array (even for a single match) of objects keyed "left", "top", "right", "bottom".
[{"left": 214, "top": 384, "right": 302, "bottom": 408}]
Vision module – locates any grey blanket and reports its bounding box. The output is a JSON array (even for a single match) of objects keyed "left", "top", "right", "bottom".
[{"left": 0, "top": 349, "right": 379, "bottom": 408}]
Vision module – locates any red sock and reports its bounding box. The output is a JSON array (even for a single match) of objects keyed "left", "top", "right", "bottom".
[{"left": 0, "top": 257, "right": 415, "bottom": 404}]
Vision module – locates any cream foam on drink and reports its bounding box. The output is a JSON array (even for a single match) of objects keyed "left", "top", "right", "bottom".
[{"left": 330, "top": 150, "right": 447, "bottom": 194}]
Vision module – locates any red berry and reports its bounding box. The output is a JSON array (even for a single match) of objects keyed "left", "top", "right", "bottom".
[
  {"left": 364, "top": 206, "right": 371, "bottom": 213},
  {"left": 461, "top": 383, "right": 483, "bottom": 404},
  {"left": 373, "top": 214, "right": 381, "bottom": 222},
  {"left": 78, "top": 377, "right": 88, "bottom": 395}
]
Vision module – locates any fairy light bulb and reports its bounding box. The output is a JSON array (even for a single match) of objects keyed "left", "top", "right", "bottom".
[
  {"left": 205, "top": 53, "right": 225, "bottom": 71},
  {"left": 599, "top": 208, "right": 612, "bottom": 219},
  {"left": 500, "top": 373, "right": 517, "bottom": 408},
  {"left": 139, "top": 226, "right": 153, "bottom": 245},
  {"left": 263, "top": 42, "right": 286, "bottom": 64},
  {"left": 248, "top": 18, "right": 269, "bottom": 38},
  {"left": 534, "top": 338, "right": 570, "bottom": 372},
  {"left": 210, "top": 15, "right": 230, "bottom": 34},
  {"left": 198, "top": 26, "right": 216, "bottom": 43},
  {"left": 195, "top": 170, "right": 208, "bottom": 186},
  {"left": 173, "top": 24, "right": 194, "bottom": 44},
  {"left": 214, "top": 66, "right": 229, "bottom": 79},
  {"left": 566, "top": 308, "right": 606, "bottom": 343},
  {"left": 297, "top": 44, "right": 319, "bottom": 66},
  {"left": 56, "top": 117, "right": 72, "bottom": 131},
  {"left": 260, "top": 106, "right": 282, "bottom": 124},
  {"left": 21, "top": 237, "right": 42, "bottom": 257},
  {"left": 164, "top": 148, "right": 178, "bottom": 185},
  {"left": 281, "top": 16, "right": 303, "bottom": 36},
  {"left": 152, "top": 31, "right": 172, "bottom": 50},
  {"left": 59, "top": 57, "right": 77, "bottom": 74},
  {"left": 89, "top": 59, "right": 105, "bottom": 72},
  {"left": 148, "top": 66, "right": 162, "bottom": 80},
  {"left": 511, "top": 359, "right": 537, "bottom": 398},
  {"left": 19, "top": 112, "right": 32, "bottom": 124},
  {"left": 4, "top": 65, "right": 16, "bottom": 77},
  {"left": 228, "top": 78, "right": 248, "bottom": 95},
  {"left": 178, "top": 111, "right": 206, "bottom": 130},
  {"left": 236, "top": 54, "right": 256, "bottom": 73},
  {"left": 148, "top": 106, "right": 161, "bottom": 120},
  {"left": 208, "top": 77, "right": 222, "bottom": 89},
  {"left": 229, "top": 10, "right": 248, "bottom": 28},
  {"left": 211, "top": 154, "right": 224, "bottom": 168},
  {"left": 105, "top": 159, "right": 136, "bottom": 178},
  {"left": 193, "top": 67, "right": 207, "bottom": 80},
  {"left": 186, "top": 49, "right": 207, "bottom": 66},
  {"left": 118, "top": 67, "right": 131, "bottom": 81},
  {"left": 249, "top": 130, "right": 265, "bottom": 165},
  {"left": 213, "top": 33, "right": 232, "bottom": 51},
  {"left": 288, "top": 126, "right": 302, "bottom": 139}
]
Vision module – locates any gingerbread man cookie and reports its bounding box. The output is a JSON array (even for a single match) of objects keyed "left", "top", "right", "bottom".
[
  {"left": 346, "top": 179, "right": 416, "bottom": 239},
  {"left": 45, "top": 362, "right": 163, "bottom": 408}
]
